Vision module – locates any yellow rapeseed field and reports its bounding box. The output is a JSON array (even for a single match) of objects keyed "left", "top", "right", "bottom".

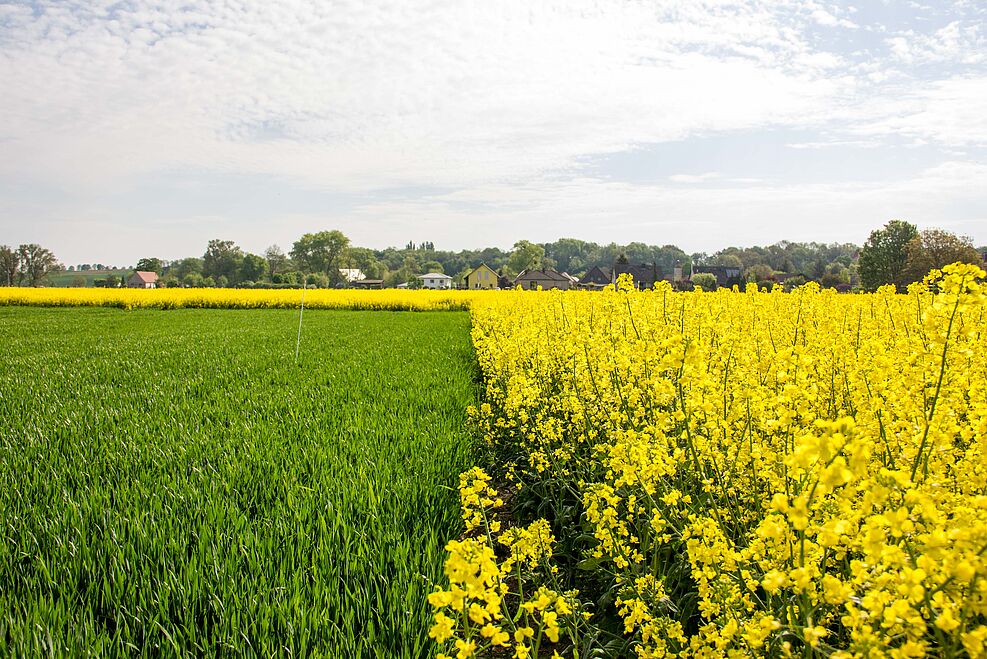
[
  {"left": 429, "top": 263, "right": 987, "bottom": 659},
  {"left": 0, "top": 286, "right": 489, "bottom": 311}
]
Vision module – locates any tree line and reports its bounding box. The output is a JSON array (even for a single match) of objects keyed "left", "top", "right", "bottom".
[
  {"left": 0, "top": 244, "right": 59, "bottom": 287},
  {"left": 857, "top": 221, "right": 983, "bottom": 292},
  {"left": 3, "top": 221, "right": 983, "bottom": 290}
]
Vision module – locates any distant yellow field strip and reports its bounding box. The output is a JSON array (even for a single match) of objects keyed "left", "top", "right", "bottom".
[{"left": 0, "top": 287, "right": 503, "bottom": 311}]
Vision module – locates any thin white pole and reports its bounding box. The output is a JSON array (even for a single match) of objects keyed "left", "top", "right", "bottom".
[{"left": 295, "top": 284, "right": 306, "bottom": 364}]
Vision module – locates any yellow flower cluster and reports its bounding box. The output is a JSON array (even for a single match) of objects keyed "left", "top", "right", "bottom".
[
  {"left": 429, "top": 468, "right": 588, "bottom": 659},
  {"left": 454, "top": 263, "right": 987, "bottom": 658},
  {"left": 0, "top": 287, "right": 491, "bottom": 311}
]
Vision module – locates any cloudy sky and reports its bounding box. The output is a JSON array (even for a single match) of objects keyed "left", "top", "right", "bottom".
[{"left": 1, "top": 0, "right": 985, "bottom": 265}]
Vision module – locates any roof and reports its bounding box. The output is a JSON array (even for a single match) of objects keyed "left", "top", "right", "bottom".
[
  {"left": 131, "top": 271, "right": 158, "bottom": 283},
  {"left": 514, "top": 268, "right": 570, "bottom": 282},
  {"left": 339, "top": 268, "right": 366, "bottom": 282},
  {"left": 465, "top": 263, "right": 497, "bottom": 278},
  {"left": 694, "top": 265, "right": 742, "bottom": 276},
  {"left": 578, "top": 265, "right": 613, "bottom": 285},
  {"left": 418, "top": 272, "right": 452, "bottom": 279},
  {"left": 615, "top": 263, "right": 662, "bottom": 285}
]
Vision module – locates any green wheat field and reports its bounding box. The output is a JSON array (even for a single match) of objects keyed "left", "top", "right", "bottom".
[{"left": 0, "top": 307, "right": 477, "bottom": 657}]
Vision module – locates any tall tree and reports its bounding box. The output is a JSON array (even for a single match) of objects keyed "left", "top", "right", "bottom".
[
  {"left": 291, "top": 230, "right": 350, "bottom": 284},
  {"left": 508, "top": 240, "right": 545, "bottom": 274},
  {"left": 858, "top": 220, "right": 919, "bottom": 291},
  {"left": 239, "top": 253, "right": 268, "bottom": 282},
  {"left": 901, "top": 229, "right": 982, "bottom": 284},
  {"left": 170, "top": 257, "right": 203, "bottom": 280},
  {"left": 263, "top": 245, "right": 288, "bottom": 276},
  {"left": 422, "top": 260, "right": 444, "bottom": 274},
  {"left": 202, "top": 240, "right": 244, "bottom": 283},
  {"left": 135, "top": 257, "right": 163, "bottom": 274},
  {"left": 345, "top": 247, "right": 384, "bottom": 279},
  {"left": 16, "top": 244, "right": 59, "bottom": 287},
  {"left": 0, "top": 245, "right": 19, "bottom": 286},
  {"left": 545, "top": 238, "right": 588, "bottom": 272}
]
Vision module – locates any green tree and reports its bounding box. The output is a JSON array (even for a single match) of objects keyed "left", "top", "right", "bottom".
[
  {"left": 291, "top": 230, "right": 350, "bottom": 285},
  {"left": 508, "top": 240, "right": 545, "bottom": 274},
  {"left": 239, "top": 253, "right": 268, "bottom": 283},
  {"left": 135, "top": 257, "right": 163, "bottom": 274},
  {"left": 545, "top": 238, "right": 589, "bottom": 272},
  {"left": 264, "top": 245, "right": 288, "bottom": 276},
  {"left": 623, "top": 242, "right": 652, "bottom": 264},
  {"left": 170, "top": 257, "right": 203, "bottom": 280},
  {"left": 306, "top": 273, "right": 331, "bottom": 288},
  {"left": 183, "top": 273, "right": 204, "bottom": 288},
  {"left": 203, "top": 240, "right": 244, "bottom": 283},
  {"left": 820, "top": 263, "right": 849, "bottom": 289},
  {"left": 0, "top": 245, "right": 19, "bottom": 286},
  {"left": 345, "top": 247, "right": 385, "bottom": 279},
  {"left": 17, "top": 244, "right": 59, "bottom": 287},
  {"left": 901, "top": 229, "right": 982, "bottom": 285},
  {"left": 691, "top": 272, "right": 717, "bottom": 291},
  {"left": 422, "top": 260, "right": 444, "bottom": 274},
  {"left": 711, "top": 254, "right": 743, "bottom": 268},
  {"left": 745, "top": 264, "right": 773, "bottom": 283},
  {"left": 858, "top": 220, "right": 919, "bottom": 291}
]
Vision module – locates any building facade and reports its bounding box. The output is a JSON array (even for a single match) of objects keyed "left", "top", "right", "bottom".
[
  {"left": 418, "top": 273, "right": 453, "bottom": 289},
  {"left": 127, "top": 271, "right": 159, "bottom": 288},
  {"left": 513, "top": 269, "right": 573, "bottom": 290},
  {"left": 465, "top": 263, "right": 499, "bottom": 289}
]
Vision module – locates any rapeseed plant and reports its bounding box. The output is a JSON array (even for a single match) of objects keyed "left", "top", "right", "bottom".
[{"left": 437, "top": 264, "right": 987, "bottom": 658}]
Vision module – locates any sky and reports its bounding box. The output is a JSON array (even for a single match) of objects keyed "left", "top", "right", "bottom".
[{"left": 1, "top": 0, "right": 985, "bottom": 266}]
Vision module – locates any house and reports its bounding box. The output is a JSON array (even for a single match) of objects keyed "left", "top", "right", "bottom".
[
  {"left": 578, "top": 263, "right": 664, "bottom": 290},
  {"left": 351, "top": 279, "right": 383, "bottom": 289},
  {"left": 615, "top": 263, "right": 663, "bottom": 290},
  {"left": 513, "top": 269, "right": 573, "bottom": 290},
  {"left": 339, "top": 268, "right": 366, "bottom": 283},
  {"left": 127, "top": 271, "right": 158, "bottom": 289},
  {"left": 692, "top": 265, "right": 743, "bottom": 288},
  {"left": 578, "top": 265, "right": 612, "bottom": 289},
  {"left": 418, "top": 272, "right": 453, "bottom": 290},
  {"left": 465, "top": 263, "right": 499, "bottom": 289}
]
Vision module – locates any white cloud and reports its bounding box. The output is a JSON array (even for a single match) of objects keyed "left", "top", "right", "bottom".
[
  {"left": 785, "top": 139, "right": 881, "bottom": 149},
  {"left": 669, "top": 173, "right": 721, "bottom": 183},
  {"left": 886, "top": 21, "right": 985, "bottom": 65},
  {"left": 848, "top": 75, "right": 987, "bottom": 146},
  {"left": 0, "top": 0, "right": 849, "bottom": 194},
  {"left": 809, "top": 8, "right": 858, "bottom": 29}
]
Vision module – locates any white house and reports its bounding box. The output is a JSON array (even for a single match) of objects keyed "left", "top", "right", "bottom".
[
  {"left": 339, "top": 268, "right": 366, "bottom": 283},
  {"left": 128, "top": 271, "right": 158, "bottom": 288},
  {"left": 418, "top": 272, "right": 453, "bottom": 290}
]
